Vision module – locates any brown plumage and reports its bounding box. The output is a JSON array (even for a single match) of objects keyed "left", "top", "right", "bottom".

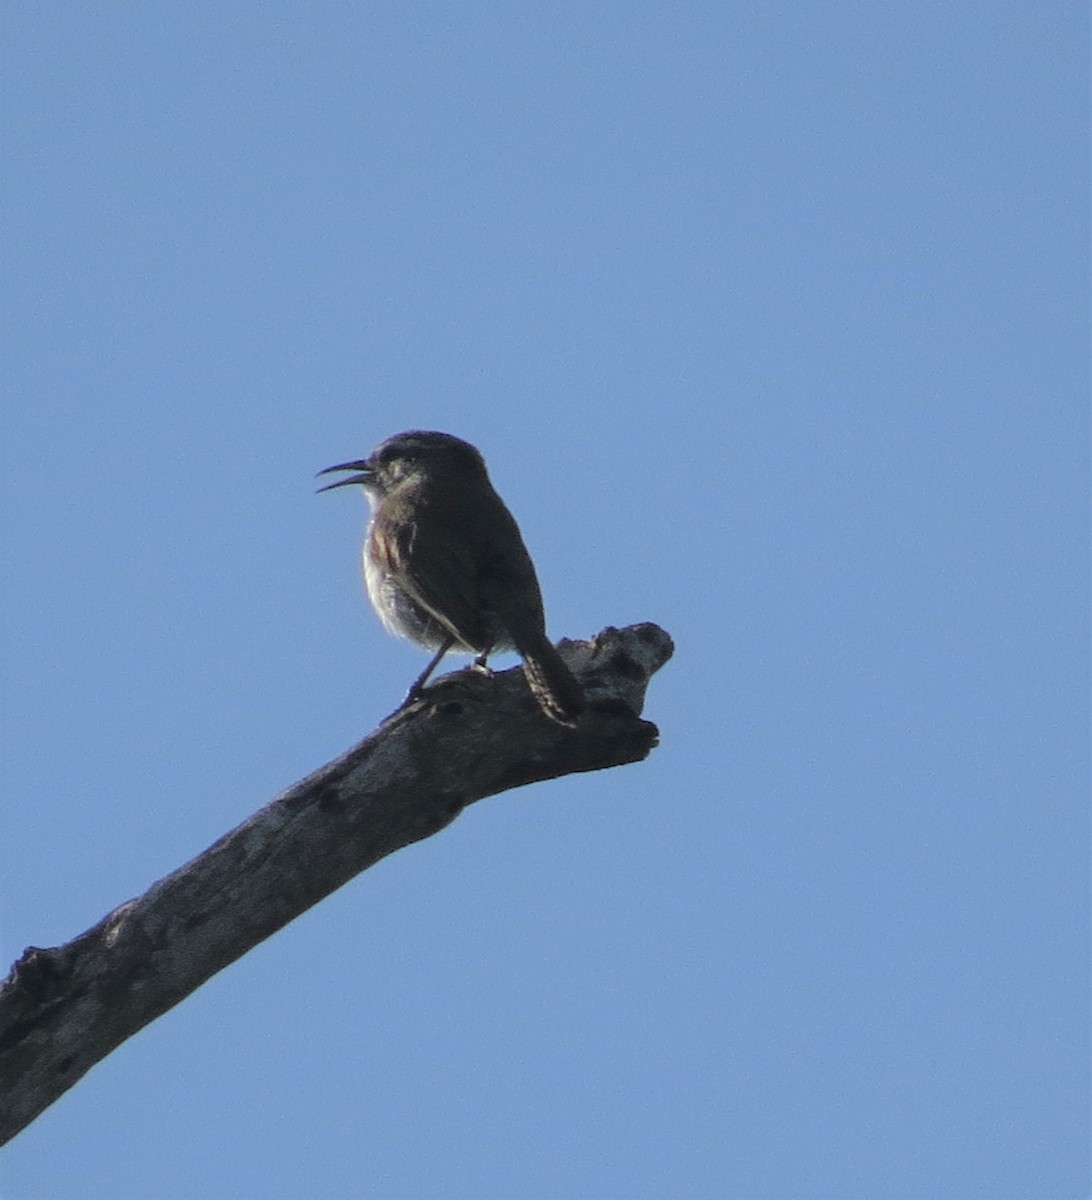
[{"left": 318, "top": 431, "right": 583, "bottom": 726}]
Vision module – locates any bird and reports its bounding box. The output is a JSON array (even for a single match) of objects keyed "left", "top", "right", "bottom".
[{"left": 318, "top": 430, "right": 584, "bottom": 726}]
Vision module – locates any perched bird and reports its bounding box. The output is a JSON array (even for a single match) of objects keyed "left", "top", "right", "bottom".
[{"left": 318, "top": 430, "right": 584, "bottom": 726}]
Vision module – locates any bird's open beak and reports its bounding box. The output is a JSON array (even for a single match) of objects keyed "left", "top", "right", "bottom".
[{"left": 315, "top": 459, "right": 375, "bottom": 493}]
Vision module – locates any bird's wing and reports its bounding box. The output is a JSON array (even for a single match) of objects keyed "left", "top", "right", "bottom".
[{"left": 372, "top": 500, "right": 494, "bottom": 651}]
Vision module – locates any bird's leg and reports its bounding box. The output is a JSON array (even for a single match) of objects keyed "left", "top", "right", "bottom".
[{"left": 402, "top": 636, "right": 454, "bottom": 705}]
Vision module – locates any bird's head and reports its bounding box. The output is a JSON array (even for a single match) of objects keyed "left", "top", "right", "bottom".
[{"left": 317, "top": 430, "right": 488, "bottom": 499}]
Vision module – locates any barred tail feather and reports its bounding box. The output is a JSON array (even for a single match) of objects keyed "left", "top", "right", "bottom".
[{"left": 520, "top": 638, "right": 584, "bottom": 727}]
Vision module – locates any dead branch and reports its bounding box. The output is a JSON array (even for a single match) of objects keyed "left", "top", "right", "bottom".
[{"left": 0, "top": 622, "right": 672, "bottom": 1145}]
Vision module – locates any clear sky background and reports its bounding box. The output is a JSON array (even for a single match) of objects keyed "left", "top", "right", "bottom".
[{"left": 1, "top": 5, "right": 1087, "bottom": 1198}]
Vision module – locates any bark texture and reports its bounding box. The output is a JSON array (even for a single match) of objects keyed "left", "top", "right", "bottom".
[{"left": 0, "top": 622, "right": 671, "bottom": 1145}]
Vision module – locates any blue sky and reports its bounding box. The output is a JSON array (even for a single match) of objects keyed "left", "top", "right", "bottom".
[{"left": 2, "top": 4, "right": 1087, "bottom": 1197}]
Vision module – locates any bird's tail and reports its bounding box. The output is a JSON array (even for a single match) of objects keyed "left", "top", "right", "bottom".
[{"left": 519, "top": 635, "right": 585, "bottom": 727}]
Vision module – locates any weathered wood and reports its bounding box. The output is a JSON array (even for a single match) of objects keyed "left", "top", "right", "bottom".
[{"left": 0, "top": 622, "right": 672, "bottom": 1145}]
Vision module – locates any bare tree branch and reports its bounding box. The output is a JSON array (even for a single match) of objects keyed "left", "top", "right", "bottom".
[{"left": 0, "top": 623, "right": 672, "bottom": 1145}]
